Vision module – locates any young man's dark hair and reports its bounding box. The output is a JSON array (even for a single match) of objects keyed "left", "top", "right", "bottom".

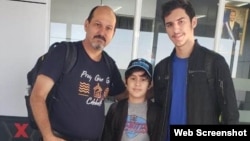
[{"left": 161, "top": 0, "right": 195, "bottom": 23}]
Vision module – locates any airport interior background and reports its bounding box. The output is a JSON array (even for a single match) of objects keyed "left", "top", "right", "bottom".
[
  {"left": 49, "top": 0, "right": 250, "bottom": 122},
  {"left": 0, "top": 0, "right": 250, "bottom": 140}
]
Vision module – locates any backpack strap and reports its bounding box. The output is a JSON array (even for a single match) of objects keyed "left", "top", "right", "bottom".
[
  {"left": 51, "top": 41, "right": 77, "bottom": 97},
  {"left": 205, "top": 53, "right": 225, "bottom": 123},
  {"left": 48, "top": 41, "right": 77, "bottom": 108},
  {"left": 205, "top": 53, "right": 214, "bottom": 82},
  {"left": 102, "top": 51, "right": 116, "bottom": 96},
  {"left": 102, "top": 51, "right": 114, "bottom": 79},
  {"left": 62, "top": 41, "right": 77, "bottom": 74},
  {"left": 48, "top": 41, "right": 77, "bottom": 74}
]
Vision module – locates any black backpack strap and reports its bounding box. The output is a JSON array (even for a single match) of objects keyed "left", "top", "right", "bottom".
[
  {"left": 205, "top": 53, "right": 215, "bottom": 96},
  {"left": 205, "top": 53, "right": 214, "bottom": 82},
  {"left": 48, "top": 41, "right": 77, "bottom": 107},
  {"left": 102, "top": 51, "right": 114, "bottom": 78},
  {"left": 62, "top": 41, "right": 77, "bottom": 74},
  {"left": 205, "top": 53, "right": 225, "bottom": 123},
  {"left": 51, "top": 41, "right": 77, "bottom": 98},
  {"left": 102, "top": 51, "right": 116, "bottom": 96},
  {"left": 48, "top": 41, "right": 77, "bottom": 74}
]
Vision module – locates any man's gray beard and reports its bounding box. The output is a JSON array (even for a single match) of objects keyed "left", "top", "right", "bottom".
[{"left": 91, "top": 42, "right": 104, "bottom": 50}]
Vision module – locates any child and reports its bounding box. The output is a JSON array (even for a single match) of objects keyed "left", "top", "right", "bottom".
[{"left": 101, "top": 58, "right": 161, "bottom": 141}]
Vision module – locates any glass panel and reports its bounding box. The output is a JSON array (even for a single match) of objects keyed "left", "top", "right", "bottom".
[
  {"left": 101, "top": 0, "right": 157, "bottom": 69},
  {"left": 102, "top": 0, "right": 136, "bottom": 69},
  {"left": 71, "top": 24, "right": 85, "bottom": 41},
  {"left": 50, "top": 0, "right": 101, "bottom": 45},
  {"left": 136, "top": 0, "right": 157, "bottom": 63},
  {"left": 50, "top": 22, "right": 67, "bottom": 45}
]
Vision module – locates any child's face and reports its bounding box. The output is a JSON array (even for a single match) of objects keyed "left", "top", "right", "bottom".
[{"left": 126, "top": 70, "right": 150, "bottom": 103}]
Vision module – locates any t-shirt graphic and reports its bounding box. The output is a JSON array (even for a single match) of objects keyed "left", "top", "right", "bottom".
[
  {"left": 78, "top": 70, "right": 110, "bottom": 107},
  {"left": 124, "top": 115, "right": 147, "bottom": 138}
]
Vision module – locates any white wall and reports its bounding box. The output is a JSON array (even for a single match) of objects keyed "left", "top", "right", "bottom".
[{"left": 0, "top": 0, "right": 50, "bottom": 117}]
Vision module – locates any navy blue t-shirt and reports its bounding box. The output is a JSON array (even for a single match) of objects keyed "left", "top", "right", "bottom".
[{"left": 39, "top": 41, "right": 125, "bottom": 140}]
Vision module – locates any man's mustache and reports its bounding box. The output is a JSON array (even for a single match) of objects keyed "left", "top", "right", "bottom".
[{"left": 94, "top": 35, "right": 106, "bottom": 42}]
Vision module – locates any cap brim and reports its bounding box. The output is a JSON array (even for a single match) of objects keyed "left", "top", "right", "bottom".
[{"left": 126, "top": 65, "right": 152, "bottom": 78}]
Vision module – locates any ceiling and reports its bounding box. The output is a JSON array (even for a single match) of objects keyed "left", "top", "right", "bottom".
[
  {"left": 51, "top": 0, "right": 250, "bottom": 19},
  {"left": 51, "top": 0, "right": 250, "bottom": 23}
]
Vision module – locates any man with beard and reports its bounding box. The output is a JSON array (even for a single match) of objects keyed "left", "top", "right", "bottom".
[{"left": 30, "top": 5, "right": 126, "bottom": 141}]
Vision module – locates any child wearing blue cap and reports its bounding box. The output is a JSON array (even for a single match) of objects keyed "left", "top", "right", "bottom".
[{"left": 101, "top": 58, "right": 161, "bottom": 141}]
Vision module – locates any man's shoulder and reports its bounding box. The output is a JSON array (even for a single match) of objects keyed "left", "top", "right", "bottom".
[
  {"left": 154, "top": 57, "right": 171, "bottom": 77},
  {"left": 196, "top": 46, "right": 227, "bottom": 68},
  {"left": 155, "top": 57, "right": 170, "bottom": 68},
  {"left": 192, "top": 42, "right": 226, "bottom": 65},
  {"left": 102, "top": 51, "right": 115, "bottom": 62},
  {"left": 195, "top": 42, "right": 220, "bottom": 56}
]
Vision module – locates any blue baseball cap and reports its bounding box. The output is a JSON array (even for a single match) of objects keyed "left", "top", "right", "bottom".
[{"left": 126, "top": 58, "right": 153, "bottom": 78}]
